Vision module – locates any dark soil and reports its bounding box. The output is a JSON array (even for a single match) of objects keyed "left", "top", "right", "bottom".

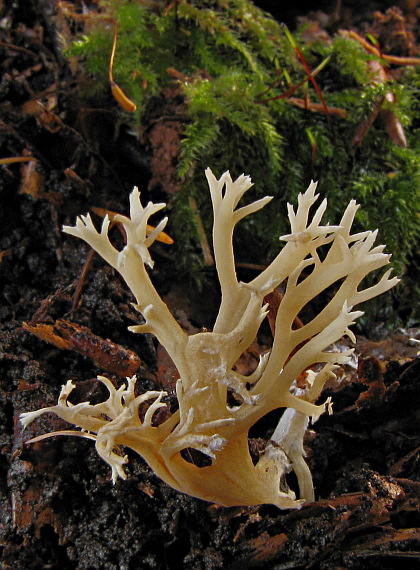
[{"left": 1, "top": 1, "right": 419, "bottom": 569}]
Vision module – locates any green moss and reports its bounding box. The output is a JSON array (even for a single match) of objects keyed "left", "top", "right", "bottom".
[{"left": 67, "top": 0, "right": 420, "bottom": 328}]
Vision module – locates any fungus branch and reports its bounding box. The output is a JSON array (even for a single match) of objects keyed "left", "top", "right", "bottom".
[{"left": 63, "top": 188, "right": 188, "bottom": 363}]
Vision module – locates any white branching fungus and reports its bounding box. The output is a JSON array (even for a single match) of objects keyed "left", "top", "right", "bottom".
[{"left": 21, "top": 169, "right": 398, "bottom": 508}]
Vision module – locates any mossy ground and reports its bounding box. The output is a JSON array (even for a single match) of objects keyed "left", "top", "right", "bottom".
[{"left": 65, "top": 0, "right": 420, "bottom": 328}]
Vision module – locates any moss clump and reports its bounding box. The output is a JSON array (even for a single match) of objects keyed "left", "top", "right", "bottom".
[{"left": 67, "top": 0, "right": 420, "bottom": 328}]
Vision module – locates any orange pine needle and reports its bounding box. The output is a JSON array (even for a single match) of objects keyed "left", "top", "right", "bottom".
[
  {"left": 91, "top": 206, "right": 174, "bottom": 244},
  {"left": 109, "top": 25, "right": 137, "bottom": 112}
]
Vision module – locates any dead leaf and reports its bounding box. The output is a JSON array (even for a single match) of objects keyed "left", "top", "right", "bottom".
[
  {"left": 19, "top": 156, "right": 45, "bottom": 198},
  {"left": 23, "top": 320, "right": 142, "bottom": 377}
]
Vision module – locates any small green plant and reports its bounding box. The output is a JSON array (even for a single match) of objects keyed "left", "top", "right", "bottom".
[{"left": 68, "top": 0, "right": 420, "bottom": 327}]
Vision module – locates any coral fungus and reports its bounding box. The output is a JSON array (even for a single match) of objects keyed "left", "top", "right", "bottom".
[{"left": 21, "top": 170, "right": 398, "bottom": 508}]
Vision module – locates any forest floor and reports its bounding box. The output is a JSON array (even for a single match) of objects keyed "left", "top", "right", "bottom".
[{"left": 1, "top": 1, "right": 419, "bottom": 569}]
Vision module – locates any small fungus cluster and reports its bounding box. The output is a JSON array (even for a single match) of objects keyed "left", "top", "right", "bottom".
[{"left": 21, "top": 169, "right": 398, "bottom": 508}]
